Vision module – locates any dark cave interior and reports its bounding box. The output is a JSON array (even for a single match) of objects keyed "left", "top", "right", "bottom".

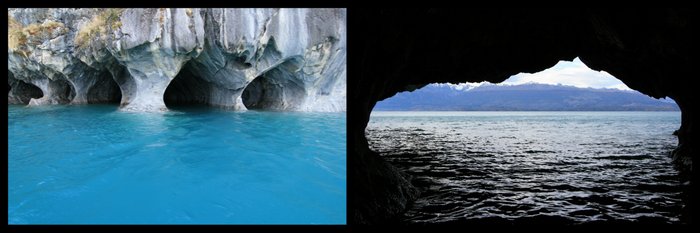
[{"left": 350, "top": 9, "right": 696, "bottom": 224}]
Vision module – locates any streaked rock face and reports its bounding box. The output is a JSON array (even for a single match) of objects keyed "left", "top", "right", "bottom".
[{"left": 8, "top": 8, "right": 346, "bottom": 112}]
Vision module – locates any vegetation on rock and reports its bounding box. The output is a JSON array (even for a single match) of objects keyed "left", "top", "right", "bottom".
[
  {"left": 8, "top": 14, "right": 65, "bottom": 57},
  {"left": 8, "top": 15, "right": 26, "bottom": 53},
  {"left": 74, "top": 8, "right": 124, "bottom": 48}
]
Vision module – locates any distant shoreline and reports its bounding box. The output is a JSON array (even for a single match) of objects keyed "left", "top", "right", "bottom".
[{"left": 374, "top": 83, "right": 680, "bottom": 112}]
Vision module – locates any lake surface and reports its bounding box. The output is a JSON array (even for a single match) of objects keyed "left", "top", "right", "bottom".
[
  {"left": 367, "top": 111, "right": 688, "bottom": 224},
  {"left": 8, "top": 105, "right": 346, "bottom": 224}
]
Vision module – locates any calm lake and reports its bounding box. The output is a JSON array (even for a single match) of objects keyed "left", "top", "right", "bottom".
[
  {"left": 367, "top": 111, "right": 687, "bottom": 224},
  {"left": 9, "top": 105, "right": 346, "bottom": 224}
]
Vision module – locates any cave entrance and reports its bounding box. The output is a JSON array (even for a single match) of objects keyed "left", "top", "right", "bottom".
[
  {"left": 59, "top": 77, "right": 76, "bottom": 104},
  {"left": 241, "top": 57, "right": 306, "bottom": 111},
  {"left": 8, "top": 78, "right": 43, "bottom": 105},
  {"left": 163, "top": 64, "right": 212, "bottom": 109},
  {"left": 241, "top": 73, "right": 273, "bottom": 110},
  {"left": 373, "top": 58, "right": 679, "bottom": 111},
  {"left": 35, "top": 75, "right": 75, "bottom": 105},
  {"left": 366, "top": 58, "right": 686, "bottom": 224},
  {"left": 87, "top": 71, "right": 122, "bottom": 104}
]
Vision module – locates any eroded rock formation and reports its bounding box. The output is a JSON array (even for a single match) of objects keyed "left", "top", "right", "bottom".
[
  {"left": 351, "top": 9, "right": 695, "bottom": 224},
  {"left": 8, "top": 71, "right": 42, "bottom": 104},
  {"left": 8, "top": 8, "right": 346, "bottom": 112}
]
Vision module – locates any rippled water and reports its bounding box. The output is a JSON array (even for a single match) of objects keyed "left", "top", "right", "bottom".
[
  {"left": 8, "top": 105, "right": 346, "bottom": 224},
  {"left": 367, "top": 111, "right": 688, "bottom": 224}
]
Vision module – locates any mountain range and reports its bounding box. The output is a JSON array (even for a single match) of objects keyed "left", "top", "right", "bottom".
[{"left": 374, "top": 83, "right": 679, "bottom": 111}]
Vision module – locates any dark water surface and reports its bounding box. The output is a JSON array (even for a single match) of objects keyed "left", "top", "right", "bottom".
[{"left": 367, "top": 111, "right": 688, "bottom": 224}]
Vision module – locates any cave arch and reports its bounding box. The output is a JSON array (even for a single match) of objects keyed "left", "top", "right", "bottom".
[
  {"left": 23, "top": 75, "right": 76, "bottom": 105},
  {"left": 241, "top": 57, "right": 306, "bottom": 111},
  {"left": 366, "top": 59, "right": 685, "bottom": 223},
  {"left": 57, "top": 76, "right": 76, "bottom": 104},
  {"left": 350, "top": 9, "right": 696, "bottom": 224},
  {"left": 8, "top": 78, "right": 44, "bottom": 105},
  {"left": 163, "top": 64, "right": 212, "bottom": 108},
  {"left": 87, "top": 71, "right": 122, "bottom": 104}
]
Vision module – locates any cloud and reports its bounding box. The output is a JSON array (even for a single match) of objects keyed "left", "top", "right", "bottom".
[{"left": 500, "top": 58, "right": 631, "bottom": 90}]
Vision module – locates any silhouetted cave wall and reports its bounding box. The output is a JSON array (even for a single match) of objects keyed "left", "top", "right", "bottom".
[{"left": 350, "top": 9, "right": 696, "bottom": 224}]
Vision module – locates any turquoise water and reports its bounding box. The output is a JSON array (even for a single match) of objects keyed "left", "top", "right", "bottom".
[
  {"left": 368, "top": 111, "right": 686, "bottom": 224},
  {"left": 8, "top": 105, "right": 346, "bottom": 224}
]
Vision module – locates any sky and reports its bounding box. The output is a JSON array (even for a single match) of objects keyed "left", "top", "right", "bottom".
[{"left": 500, "top": 57, "right": 631, "bottom": 90}]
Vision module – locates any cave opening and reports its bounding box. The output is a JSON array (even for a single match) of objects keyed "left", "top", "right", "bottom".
[
  {"left": 34, "top": 76, "right": 76, "bottom": 105},
  {"left": 366, "top": 58, "right": 687, "bottom": 224},
  {"left": 241, "top": 74, "right": 271, "bottom": 110},
  {"left": 87, "top": 71, "right": 122, "bottom": 104},
  {"left": 163, "top": 64, "right": 212, "bottom": 109},
  {"left": 8, "top": 79, "right": 44, "bottom": 105},
  {"left": 59, "top": 77, "right": 77, "bottom": 104},
  {"left": 373, "top": 58, "right": 680, "bottom": 111},
  {"left": 241, "top": 57, "right": 306, "bottom": 111}
]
